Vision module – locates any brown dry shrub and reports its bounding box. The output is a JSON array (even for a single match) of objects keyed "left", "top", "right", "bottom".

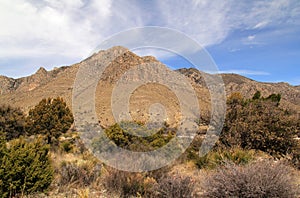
[
  {"left": 103, "top": 167, "right": 195, "bottom": 198},
  {"left": 103, "top": 169, "right": 150, "bottom": 197},
  {"left": 58, "top": 160, "right": 101, "bottom": 187},
  {"left": 202, "top": 160, "right": 300, "bottom": 198},
  {"left": 153, "top": 174, "right": 195, "bottom": 198}
]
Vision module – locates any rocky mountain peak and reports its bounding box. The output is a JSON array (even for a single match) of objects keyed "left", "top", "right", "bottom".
[
  {"left": 0, "top": 75, "right": 16, "bottom": 95},
  {"left": 35, "top": 67, "right": 47, "bottom": 75},
  {"left": 176, "top": 68, "right": 206, "bottom": 86},
  {"left": 0, "top": 46, "right": 299, "bottom": 116}
]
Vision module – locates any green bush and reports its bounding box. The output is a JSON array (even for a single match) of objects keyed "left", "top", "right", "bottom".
[
  {"left": 0, "top": 136, "right": 53, "bottom": 197},
  {"left": 196, "top": 148, "right": 255, "bottom": 169},
  {"left": 220, "top": 92, "right": 298, "bottom": 157},
  {"left": 252, "top": 90, "right": 261, "bottom": 100},
  {"left": 0, "top": 105, "right": 26, "bottom": 140},
  {"left": 202, "top": 160, "right": 300, "bottom": 197},
  {"left": 92, "top": 121, "right": 175, "bottom": 152},
  {"left": 26, "top": 97, "right": 74, "bottom": 144},
  {"left": 60, "top": 140, "right": 73, "bottom": 153}
]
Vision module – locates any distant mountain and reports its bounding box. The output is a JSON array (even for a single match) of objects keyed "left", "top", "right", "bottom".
[
  {"left": 0, "top": 66, "right": 71, "bottom": 95},
  {"left": 0, "top": 46, "right": 299, "bottom": 127},
  {"left": 177, "top": 68, "right": 300, "bottom": 113}
]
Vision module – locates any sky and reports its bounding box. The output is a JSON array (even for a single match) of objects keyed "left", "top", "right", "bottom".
[{"left": 0, "top": 0, "right": 299, "bottom": 85}]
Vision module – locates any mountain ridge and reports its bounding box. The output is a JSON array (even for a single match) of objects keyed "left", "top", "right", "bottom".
[
  {"left": 2, "top": 62, "right": 298, "bottom": 92},
  {"left": 0, "top": 46, "right": 299, "bottom": 126}
]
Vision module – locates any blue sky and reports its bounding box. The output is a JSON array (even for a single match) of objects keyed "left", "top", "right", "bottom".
[{"left": 0, "top": 0, "right": 299, "bottom": 85}]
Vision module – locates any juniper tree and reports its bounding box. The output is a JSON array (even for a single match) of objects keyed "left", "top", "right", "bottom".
[
  {"left": 0, "top": 105, "right": 26, "bottom": 140},
  {"left": 0, "top": 137, "right": 53, "bottom": 197},
  {"left": 26, "top": 97, "right": 74, "bottom": 144}
]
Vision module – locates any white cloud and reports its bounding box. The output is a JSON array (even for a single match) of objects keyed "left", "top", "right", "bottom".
[
  {"left": 157, "top": 0, "right": 231, "bottom": 46},
  {"left": 253, "top": 21, "right": 269, "bottom": 29},
  {"left": 247, "top": 35, "right": 256, "bottom": 41},
  {"left": 156, "top": 0, "right": 300, "bottom": 46},
  {"left": 0, "top": 0, "right": 99, "bottom": 60},
  {"left": 242, "top": 34, "right": 265, "bottom": 46},
  {"left": 132, "top": 48, "right": 176, "bottom": 60},
  {"left": 0, "top": 0, "right": 299, "bottom": 77}
]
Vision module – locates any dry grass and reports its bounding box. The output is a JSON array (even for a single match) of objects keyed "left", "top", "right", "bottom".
[{"left": 27, "top": 151, "right": 300, "bottom": 197}]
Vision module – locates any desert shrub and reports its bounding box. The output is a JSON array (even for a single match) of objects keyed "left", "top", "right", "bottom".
[
  {"left": 58, "top": 160, "right": 101, "bottom": 187},
  {"left": 92, "top": 121, "right": 175, "bottom": 152},
  {"left": 202, "top": 160, "right": 300, "bottom": 198},
  {"left": 220, "top": 92, "right": 298, "bottom": 157},
  {"left": 252, "top": 90, "right": 261, "bottom": 100},
  {"left": 195, "top": 147, "right": 255, "bottom": 169},
  {"left": 266, "top": 93, "right": 281, "bottom": 105},
  {"left": 103, "top": 169, "right": 149, "bottom": 197},
  {"left": 0, "top": 105, "right": 26, "bottom": 140},
  {"left": 145, "top": 165, "right": 172, "bottom": 182},
  {"left": 60, "top": 140, "right": 73, "bottom": 153},
  {"left": 103, "top": 167, "right": 195, "bottom": 198},
  {"left": 153, "top": 174, "right": 195, "bottom": 198},
  {"left": 59, "top": 134, "right": 78, "bottom": 153},
  {"left": 179, "top": 135, "right": 203, "bottom": 162},
  {"left": 26, "top": 97, "right": 74, "bottom": 144},
  {"left": 0, "top": 137, "right": 53, "bottom": 197}
]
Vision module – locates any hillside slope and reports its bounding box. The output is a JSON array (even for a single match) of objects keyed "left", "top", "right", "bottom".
[{"left": 0, "top": 46, "right": 299, "bottom": 126}]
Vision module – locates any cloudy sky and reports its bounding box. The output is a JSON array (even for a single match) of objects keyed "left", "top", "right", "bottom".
[{"left": 0, "top": 0, "right": 300, "bottom": 85}]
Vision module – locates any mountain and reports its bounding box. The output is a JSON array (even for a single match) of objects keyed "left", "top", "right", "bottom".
[
  {"left": 177, "top": 68, "right": 300, "bottom": 113},
  {"left": 0, "top": 46, "right": 299, "bottom": 127}
]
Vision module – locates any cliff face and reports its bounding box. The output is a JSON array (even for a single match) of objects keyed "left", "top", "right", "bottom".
[
  {"left": 0, "top": 64, "right": 78, "bottom": 112},
  {"left": 0, "top": 75, "right": 16, "bottom": 95},
  {"left": 0, "top": 66, "right": 71, "bottom": 94},
  {"left": 0, "top": 46, "right": 299, "bottom": 126}
]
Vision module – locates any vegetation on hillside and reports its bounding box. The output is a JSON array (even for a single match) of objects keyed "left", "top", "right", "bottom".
[
  {"left": 220, "top": 91, "right": 299, "bottom": 157},
  {"left": 195, "top": 147, "right": 255, "bottom": 169},
  {"left": 26, "top": 97, "right": 74, "bottom": 145},
  {"left": 0, "top": 105, "right": 26, "bottom": 140},
  {"left": 0, "top": 97, "right": 73, "bottom": 197},
  {"left": 202, "top": 160, "right": 299, "bottom": 197},
  {"left": 0, "top": 135, "right": 53, "bottom": 197},
  {"left": 92, "top": 121, "right": 175, "bottom": 152},
  {"left": 0, "top": 93, "right": 299, "bottom": 197}
]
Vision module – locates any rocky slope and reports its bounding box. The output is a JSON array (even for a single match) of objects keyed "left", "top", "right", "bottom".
[
  {"left": 0, "top": 46, "right": 299, "bottom": 127},
  {"left": 178, "top": 68, "right": 300, "bottom": 113}
]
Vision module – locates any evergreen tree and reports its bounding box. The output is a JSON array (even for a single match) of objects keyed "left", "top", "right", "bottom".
[
  {"left": 0, "top": 137, "right": 53, "bottom": 197},
  {"left": 26, "top": 97, "right": 74, "bottom": 144},
  {"left": 0, "top": 105, "right": 26, "bottom": 140}
]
